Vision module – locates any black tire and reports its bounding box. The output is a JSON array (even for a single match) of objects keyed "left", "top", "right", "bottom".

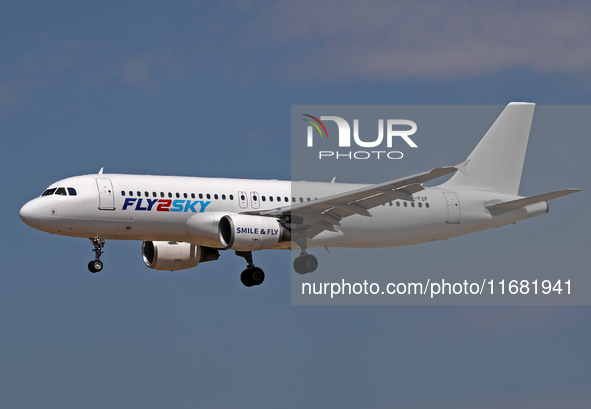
[
  {"left": 302, "top": 254, "right": 318, "bottom": 273},
  {"left": 250, "top": 267, "right": 265, "bottom": 286},
  {"left": 294, "top": 255, "right": 318, "bottom": 274},
  {"left": 240, "top": 269, "right": 254, "bottom": 287},
  {"left": 293, "top": 256, "right": 307, "bottom": 275},
  {"left": 88, "top": 260, "right": 103, "bottom": 273}
]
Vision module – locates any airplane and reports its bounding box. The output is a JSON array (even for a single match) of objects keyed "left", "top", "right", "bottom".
[{"left": 19, "top": 102, "right": 580, "bottom": 287}]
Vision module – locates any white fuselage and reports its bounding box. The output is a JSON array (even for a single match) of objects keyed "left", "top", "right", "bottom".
[{"left": 19, "top": 173, "right": 547, "bottom": 250}]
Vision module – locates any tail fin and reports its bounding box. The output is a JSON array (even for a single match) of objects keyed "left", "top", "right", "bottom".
[{"left": 442, "top": 102, "right": 535, "bottom": 195}]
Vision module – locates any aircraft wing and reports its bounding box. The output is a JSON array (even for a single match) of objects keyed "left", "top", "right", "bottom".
[{"left": 244, "top": 165, "right": 459, "bottom": 238}]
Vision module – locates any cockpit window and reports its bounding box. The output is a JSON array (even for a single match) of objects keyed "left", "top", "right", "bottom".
[{"left": 41, "top": 187, "right": 77, "bottom": 197}]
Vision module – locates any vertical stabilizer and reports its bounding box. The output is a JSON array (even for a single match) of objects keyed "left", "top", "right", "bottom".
[{"left": 442, "top": 102, "right": 535, "bottom": 195}]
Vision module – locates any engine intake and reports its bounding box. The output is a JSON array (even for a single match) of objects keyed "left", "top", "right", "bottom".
[
  {"left": 219, "top": 214, "right": 290, "bottom": 251},
  {"left": 142, "top": 241, "right": 219, "bottom": 271}
]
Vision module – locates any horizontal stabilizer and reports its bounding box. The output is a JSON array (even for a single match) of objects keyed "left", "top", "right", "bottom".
[{"left": 486, "top": 189, "right": 581, "bottom": 211}]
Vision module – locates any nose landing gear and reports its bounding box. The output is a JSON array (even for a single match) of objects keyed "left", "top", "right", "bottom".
[{"left": 88, "top": 237, "right": 105, "bottom": 273}]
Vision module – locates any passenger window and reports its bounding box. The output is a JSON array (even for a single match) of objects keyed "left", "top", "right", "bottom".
[
  {"left": 404, "top": 202, "right": 407, "bottom": 207},
  {"left": 411, "top": 202, "right": 415, "bottom": 208},
  {"left": 299, "top": 197, "right": 303, "bottom": 202},
  {"left": 284, "top": 197, "right": 288, "bottom": 202},
  {"left": 137, "top": 191, "right": 141, "bottom": 197},
  {"left": 121, "top": 191, "right": 126, "bottom": 196},
  {"left": 199, "top": 193, "right": 203, "bottom": 199},
  {"left": 292, "top": 197, "right": 296, "bottom": 202},
  {"left": 129, "top": 191, "right": 134, "bottom": 196},
  {"left": 55, "top": 187, "right": 67, "bottom": 196},
  {"left": 269, "top": 196, "right": 273, "bottom": 202},
  {"left": 168, "top": 192, "right": 172, "bottom": 198},
  {"left": 396, "top": 202, "right": 400, "bottom": 207},
  {"left": 153, "top": 192, "right": 157, "bottom": 197},
  {"left": 222, "top": 194, "right": 226, "bottom": 200},
  {"left": 426, "top": 203, "right": 430, "bottom": 208},
  {"left": 176, "top": 193, "right": 180, "bottom": 198},
  {"left": 240, "top": 194, "right": 245, "bottom": 200},
  {"left": 68, "top": 188, "right": 77, "bottom": 196},
  {"left": 418, "top": 202, "right": 422, "bottom": 208},
  {"left": 191, "top": 193, "right": 195, "bottom": 199},
  {"left": 42, "top": 188, "right": 57, "bottom": 196},
  {"left": 160, "top": 192, "right": 165, "bottom": 198},
  {"left": 145, "top": 192, "right": 149, "bottom": 197},
  {"left": 229, "top": 194, "right": 234, "bottom": 200},
  {"left": 262, "top": 196, "right": 266, "bottom": 202},
  {"left": 214, "top": 194, "right": 218, "bottom": 200},
  {"left": 207, "top": 194, "right": 211, "bottom": 199}
]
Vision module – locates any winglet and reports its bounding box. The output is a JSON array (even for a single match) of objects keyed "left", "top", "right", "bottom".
[{"left": 98, "top": 167, "right": 104, "bottom": 175}]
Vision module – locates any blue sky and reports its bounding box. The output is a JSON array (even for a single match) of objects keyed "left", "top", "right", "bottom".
[{"left": 2, "top": 1, "right": 591, "bottom": 408}]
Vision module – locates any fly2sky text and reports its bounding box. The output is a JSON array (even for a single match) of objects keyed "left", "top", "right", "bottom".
[{"left": 122, "top": 198, "right": 210, "bottom": 213}]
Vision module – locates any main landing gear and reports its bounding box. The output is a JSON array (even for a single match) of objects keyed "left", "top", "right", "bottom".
[
  {"left": 235, "top": 251, "right": 265, "bottom": 287},
  {"left": 292, "top": 231, "right": 318, "bottom": 275},
  {"left": 88, "top": 237, "right": 105, "bottom": 273}
]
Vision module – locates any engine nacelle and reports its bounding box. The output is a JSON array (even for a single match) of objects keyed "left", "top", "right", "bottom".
[
  {"left": 142, "top": 241, "right": 220, "bottom": 271},
  {"left": 186, "top": 211, "right": 229, "bottom": 247},
  {"left": 219, "top": 214, "right": 290, "bottom": 251}
]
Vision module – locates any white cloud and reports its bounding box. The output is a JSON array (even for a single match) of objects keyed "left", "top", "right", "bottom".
[
  {"left": 0, "top": 40, "right": 187, "bottom": 110},
  {"left": 245, "top": 0, "right": 591, "bottom": 81}
]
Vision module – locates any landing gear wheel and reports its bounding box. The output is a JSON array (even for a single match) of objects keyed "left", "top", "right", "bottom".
[
  {"left": 240, "top": 269, "right": 254, "bottom": 287},
  {"left": 240, "top": 267, "right": 265, "bottom": 287},
  {"left": 250, "top": 267, "right": 265, "bottom": 286},
  {"left": 293, "top": 254, "right": 318, "bottom": 275},
  {"left": 88, "top": 260, "right": 103, "bottom": 273}
]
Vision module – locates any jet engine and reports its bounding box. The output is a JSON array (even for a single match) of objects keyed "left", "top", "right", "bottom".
[
  {"left": 142, "top": 241, "right": 219, "bottom": 271},
  {"left": 186, "top": 212, "right": 229, "bottom": 247},
  {"left": 218, "top": 214, "right": 290, "bottom": 251}
]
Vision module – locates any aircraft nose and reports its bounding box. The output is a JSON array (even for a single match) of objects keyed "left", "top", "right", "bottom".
[{"left": 19, "top": 199, "right": 41, "bottom": 226}]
